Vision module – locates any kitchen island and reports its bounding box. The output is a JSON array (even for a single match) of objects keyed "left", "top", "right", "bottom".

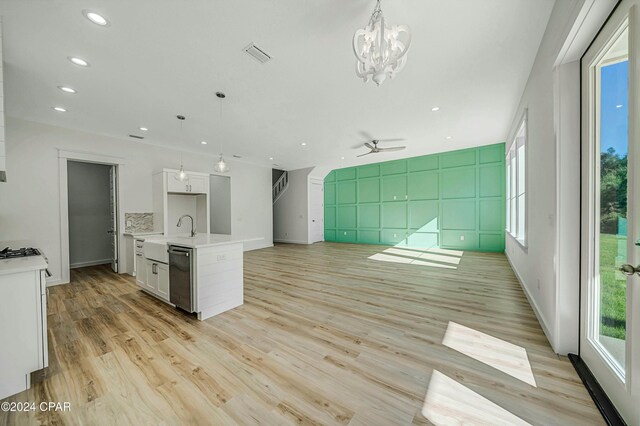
[{"left": 137, "top": 234, "right": 261, "bottom": 320}]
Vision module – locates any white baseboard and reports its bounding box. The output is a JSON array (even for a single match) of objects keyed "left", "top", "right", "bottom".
[
  {"left": 70, "top": 259, "right": 112, "bottom": 269},
  {"left": 273, "top": 239, "right": 310, "bottom": 245},
  {"left": 46, "top": 277, "right": 68, "bottom": 287},
  {"left": 244, "top": 242, "right": 274, "bottom": 251},
  {"left": 505, "top": 252, "right": 557, "bottom": 353}
]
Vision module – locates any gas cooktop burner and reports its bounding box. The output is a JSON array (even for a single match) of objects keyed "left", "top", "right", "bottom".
[{"left": 0, "top": 247, "right": 42, "bottom": 259}]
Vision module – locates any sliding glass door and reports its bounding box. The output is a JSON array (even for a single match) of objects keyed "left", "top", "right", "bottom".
[{"left": 581, "top": 1, "right": 639, "bottom": 423}]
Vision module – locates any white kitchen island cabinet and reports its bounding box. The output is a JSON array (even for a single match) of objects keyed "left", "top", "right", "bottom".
[{"left": 145, "top": 234, "right": 262, "bottom": 320}]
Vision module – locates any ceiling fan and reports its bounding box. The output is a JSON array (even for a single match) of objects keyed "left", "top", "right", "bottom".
[{"left": 357, "top": 139, "right": 406, "bottom": 157}]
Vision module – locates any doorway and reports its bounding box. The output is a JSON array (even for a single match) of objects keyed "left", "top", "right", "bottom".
[
  {"left": 209, "top": 174, "right": 231, "bottom": 235},
  {"left": 580, "top": 0, "right": 639, "bottom": 422},
  {"left": 67, "top": 161, "right": 118, "bottom": 271},
  {"left": 309, "top": 179, "right": 324, "bottom": 243}
]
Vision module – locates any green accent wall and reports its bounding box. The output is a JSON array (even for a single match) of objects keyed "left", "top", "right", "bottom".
[{"left": 324, "top": 143, "right": 505, "bottom": 252}]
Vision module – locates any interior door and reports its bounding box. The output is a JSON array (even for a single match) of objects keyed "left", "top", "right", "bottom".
[
  {"left": 108, "top": 165, "right": 118, "bottom": 272},
  {"left": 309, "top": 179, "right": 324, "bottom": 243},
  {"left": 580, "top": 1, "right": 639, "bottom": 422}
]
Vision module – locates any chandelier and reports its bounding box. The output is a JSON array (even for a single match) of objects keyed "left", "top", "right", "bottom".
[{"left": 353, "top": 0, "right": 411, "bottom": 86}]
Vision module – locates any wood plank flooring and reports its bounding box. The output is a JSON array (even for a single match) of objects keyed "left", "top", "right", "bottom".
[{"left": 0, "top": 243, "right": 602, "bottom": 425}]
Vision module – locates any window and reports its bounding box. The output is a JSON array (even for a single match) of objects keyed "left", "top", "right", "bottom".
[{"left": 506, "top": 115, "right": 526, "bottom": 245}]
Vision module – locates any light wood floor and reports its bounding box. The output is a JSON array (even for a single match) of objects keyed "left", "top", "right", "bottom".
[{"left": 1, "top": 243, "right": 602, "bottom": 425}]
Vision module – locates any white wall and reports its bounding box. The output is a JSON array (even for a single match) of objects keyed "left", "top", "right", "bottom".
[
  {"left": 0, "top": 117, "right": 273, "bottom": 284},
  {"left": 273, "top": 167, "right": 313, "bottom": 244},
  {"left": 67, "top": 161, "right": 112, "bottom": 267},
  {"left": 505, "top": 0, "right": 616, "bottom": 354},
  {"left": 0, "top": 18, "right": 6, "bottom": 182}
]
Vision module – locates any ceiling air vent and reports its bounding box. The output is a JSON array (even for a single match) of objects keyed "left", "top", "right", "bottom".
[
  {"left": 129, "top": 134, "right": 144, "bottom": 140},
  {"left": 243, "top": 43, "right": 271, "bottom": 64},
  {"left": 233, "top": 155, "right": 242, "bottom": 159}
]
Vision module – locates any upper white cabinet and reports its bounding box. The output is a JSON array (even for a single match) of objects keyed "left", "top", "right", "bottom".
[
  {"left": 166, "top": 171, "right": 207, "bottom": 194},
  {"left": 188, "top": 174, "right": 207, "bottom": 194},
  {"left": 153, "top": 169, "right": 211, "bottom": 236}
]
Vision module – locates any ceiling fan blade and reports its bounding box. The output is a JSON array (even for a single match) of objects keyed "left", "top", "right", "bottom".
[
  {"left": 357, "top": 151, "right": 373, "bottom": 157},
  {"left": 359, "top": 131, "right": 375, "bottom": 141},
  {"left": 377, "top": 146, "right": 406, "bottom": 152},
  {"left": 364, "top": 142, "right": 375, "bottom": 150},
  {"left": 376, "top": 138, "right": 406, "bottom": 143}
]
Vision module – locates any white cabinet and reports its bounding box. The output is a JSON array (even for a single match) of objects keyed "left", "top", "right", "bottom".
[
  {"left": 166, "top": 171, "right": 207, "bottom": 194},
  {"left": 153, "top": 169, "right": 211, "bottom": 236},
  {"left": 188, "top": 174, "right": 207, "bottom": 194},
  {"left": 166, "top": 171, "right": 190, "bottom": 193},
  {"left": 142, "top": 258, "right": 169, "bottom": 302},
  {"left": 0, "top": 268, "right": 48, "bottom": 400},
  {"left": 144, "top": 260, "right": 156, "bottom": 292},
  {"left": 157, "top": 263, "right": 169, "bottom": 299}
]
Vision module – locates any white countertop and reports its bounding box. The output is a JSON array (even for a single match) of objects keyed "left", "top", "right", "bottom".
[
  {"left": 124, "top": 232, "right": 163, "bottom": 237},
  {"left": 0, "top": 241, "right": 48, "bottom": 276},
  {"left": 0, "top": 256, "right": 48, "bottom": 275},
  {"left": 145, "top": 234, "right": 262, "bottom": 249}
]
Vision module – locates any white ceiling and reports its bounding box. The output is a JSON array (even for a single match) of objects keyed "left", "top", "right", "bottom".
[{"left": 0, "top": 0, "right": 554, "bottom": 170}]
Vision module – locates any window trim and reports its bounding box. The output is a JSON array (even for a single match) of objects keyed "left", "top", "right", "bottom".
[{"left": 506, "top": 109, "right": 528, "bottom": 249}]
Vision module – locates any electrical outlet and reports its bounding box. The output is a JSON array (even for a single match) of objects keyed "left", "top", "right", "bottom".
[
  {"left": 217, "top": 254, "right": 226, "bottom": 261},
  {"left": 393, "top": 233, "right": 397, "bottom": 238},
  {"left": 126, "top": 220, "right": 132, "bottom": 228},
  {"left": 460, "top": 235, "right": 465, "bottom": 241}
]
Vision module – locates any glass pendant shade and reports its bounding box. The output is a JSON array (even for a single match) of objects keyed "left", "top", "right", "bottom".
[
  {"left": 353, "top": 0, "right": 411, "bottom": 86},
  {"left": 214, "top": 155, "right": 229, "bottom": 173},
  {"left": 178, "top": 164, "right": 187, "bottom": 181}
]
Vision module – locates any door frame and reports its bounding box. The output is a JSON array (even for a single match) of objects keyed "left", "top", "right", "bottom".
[
  {"left": 308, "top": 178, "right": 324, "bottom": 243},
  {"left": 579, "top": 1, "right": 640, "bottom": 422},
  {"left": 57, "top": 150, "right": 126, "bottom": 285}
]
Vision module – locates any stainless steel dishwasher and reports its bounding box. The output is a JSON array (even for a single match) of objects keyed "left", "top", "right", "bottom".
[{"left": 168, "top": 245, "right": 194, "bottom": 312}]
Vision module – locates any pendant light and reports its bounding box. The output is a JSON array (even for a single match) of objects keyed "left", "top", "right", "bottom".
[
  {"left": 213, "top": 92, "right": 230, "bottom": 173},
  {"left": 176, "top": 115, "right": 187, "bottom": 181}
]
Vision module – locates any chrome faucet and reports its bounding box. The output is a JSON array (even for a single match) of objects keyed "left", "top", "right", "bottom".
[{"left": 177, "top": 214, "right": 196, "bottom": 237}]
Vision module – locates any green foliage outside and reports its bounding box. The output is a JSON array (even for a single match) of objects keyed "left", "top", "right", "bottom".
[
  {"left": 599, "top": 148, "right": 627, "bottom": 340},
  {"left": 599, "top": 234, "right": 626, "bottom": 340}
]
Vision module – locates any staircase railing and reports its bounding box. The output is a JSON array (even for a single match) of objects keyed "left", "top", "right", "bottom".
[{"left": 273, "top": 171, "right": 289, "bottom": 203}]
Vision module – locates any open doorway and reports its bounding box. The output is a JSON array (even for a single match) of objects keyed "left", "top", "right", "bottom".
[
  {"left": 209, "top": 174, "right": 231, "bottom": 234},
  {"left": 67, "top": 161, "right": 118, "bottom": 272}
]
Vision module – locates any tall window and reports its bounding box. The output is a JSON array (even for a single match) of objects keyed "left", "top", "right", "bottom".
[{"left": 506, "top": 115, "right": 526, "bottom": 245}]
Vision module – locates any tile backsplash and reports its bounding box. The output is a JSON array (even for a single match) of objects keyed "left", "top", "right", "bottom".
[{"left": 124, "top": 213, "right": 154, "bottom": 234}]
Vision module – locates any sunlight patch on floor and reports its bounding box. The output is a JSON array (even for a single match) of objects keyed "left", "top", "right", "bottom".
[
  {"left": 422, "top": 370, "right": 531, "bottom": 426},
  {"left": 368, "top": 253, "right": 458, "bottom": 269},
  {"left": 442, "top": 322, "right": 537, "bottom": 387},
  {"left": 383, "top": 248, "right": 462, "bottom": 265}
]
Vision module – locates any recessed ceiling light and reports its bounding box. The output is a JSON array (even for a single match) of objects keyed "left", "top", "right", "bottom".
[
  {"left": 269, "top": 157, "right": 274, "bottom": 160},
  {"left": 139, "top": 127, "right": 148, "bottom": 132},
  {"left": 200, "top": 141, "right": 208, "bottom": 145},
  {"left": 446, "top": 136, "right": 453, "bottom": 140},
  {"left": 341, "top": 156, "right": 345, "bottom": 160},
  {"left": 83, "top": 10, "right": 109, "bottom": 26},
  {"left": 616, "top": 104, "right": 623, "bottom": 108},
  {"left": 301, "top": 142, "right": 307, "bottom": 146},
  {"left": 58, "top": 86, "right": 76, "bottom": 94},
  {"left": 431, "top": 106, "right": 440, "bottom": 112},
  {"left": 68, "top": 57, "right": 89, "bottom": 67},
  {"left": 52, "top": 107, "right": 67, "bottom": 112}
]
